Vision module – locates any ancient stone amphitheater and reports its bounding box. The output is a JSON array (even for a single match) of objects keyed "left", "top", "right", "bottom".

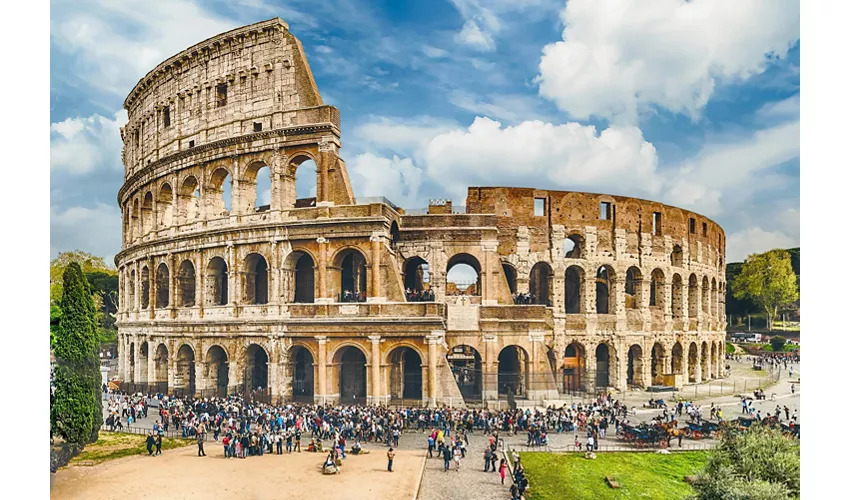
[{"left": 115, "top": 18, "right": 726, "bottom": 407}]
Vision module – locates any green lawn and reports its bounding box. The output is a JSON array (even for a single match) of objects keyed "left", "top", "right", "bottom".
[
  {"left": 70, "top": 431, "right": 193, "bottom": 466},
  {"left": 520, "top": 451, "right": 709, "bottom": 500}
]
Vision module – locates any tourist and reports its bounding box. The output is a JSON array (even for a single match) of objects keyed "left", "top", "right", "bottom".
[
  {"left": 387, "top": 447, "right": 395, "bottom": 472},
  {"left": 453, "top": 445, "right": 462, "bottom": 472},
  {"left": 499, "top": 458, "right": 507, "bottom": 484},
  {"left": 155, "top": 433, "right": 162, "bottom": 456},
  {"left": 223, "top": 434, "right": 231, "bottom": 458},
  {"left": 146, "top": 432, "right": 155, "bottom": 456},
  {"left": 442, "top": 444, "right": 452, "bottom": 472},
  {"left": 484, "top": 446, "right": 492, "bottom": 471}
]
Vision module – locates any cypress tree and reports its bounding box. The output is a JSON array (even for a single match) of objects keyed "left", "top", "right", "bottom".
[{"left": 51, "top": 262, "right": 102, "bottom": 445}]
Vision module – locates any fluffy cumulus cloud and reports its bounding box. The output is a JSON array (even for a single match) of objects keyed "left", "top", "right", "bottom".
[
  {"left": 537, "top": 0, "right": 800, "bottom": 122},
  {"left": 50, "top": 203, "right": 123, "bottom": 262},
  {"left": 348, "top": 153, "right": 424, "bottom": 209},
  {"left": 50, "top": 111, "right": 128, "bottom": 175}
]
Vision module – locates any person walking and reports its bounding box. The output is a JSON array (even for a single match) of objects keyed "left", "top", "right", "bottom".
[
  {"left": 442, "top": 444, "right": 452, "bottom": 472},
  {"left": 499, "top": 458, "right": 507, "bottom": 485},
  {"left": 453, "top": 445, "right": 462, "bottom": 472},
  {"left": 484, "top": 446, "right": 492, "bottom": 472},
  {"left": 295, "top": 428, "right": 302, "bottom": 453},
  {"left": 387, "top": 447, "right": 395, "bottom": 472},
  {"left": 155, "top": 434, "right": 162, "bottom": 456},
  {"left": 197, "top": 428, "right": 206, "bottom": 457},
  {"left": 146, "top": 432, "right": 155, "bottom": 456}
]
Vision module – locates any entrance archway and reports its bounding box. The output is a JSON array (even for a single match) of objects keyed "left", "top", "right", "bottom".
[
  {"left": 565, "top": 265, "right": 584, "bottom": 313},
  {"left": 498, "top": 346, "right": 528, "bottom": 398},
  {"left": 205, "top": 345, "right": 229, "bottom": 397},
  {"left": 688, "top": 342, "right": 699, "bottom": 383},
  {"left": 446, "top": 345, "right": 482, "bottom": 401},
  {"left": 529, "top": 262, "right": 553, "bottom": 306},
  {"left": 563, "top": 343, "right": 585, "bottom": 392},
  {"left": 671, "top": 342, "right": 684, "bottom": 375},
  {"left": 595, "top": 344, "right": 611, "bottom": 387},
  {"left": 701, "top": 341, "right": 710, "bottom": 380},
  {"left": 627, "top": 345, "right": 644, "bottom": 388},
  {"left": 245, "top": 344, "right": 269, "bottom": 392},
  {"left": 389, "top": 347, "right": 423, "bottom": 401},
  {"left": 403, "top": 257, "right": 430, "bottom": 293},
  {"left": 138, "top": 342, "right": 149, "bottom": 384},
  {"left": 243, "top": 253, "right": 269, "bottom": 304},
  {"left": 651, "top": 343, "right": 665, "bottom": 385},
  {"left": 336, "top": 346, "right": 367, "bottom": 403},
  {"left": 128, "top": 341, "right": 136, "bottom": 383},
  {"left": 175, "top": 344, "right": 196, "bottom": 396},
  {"left": 291, "top": 346, "right": 315, "bottom": 401},
  {"left": 154, "top": 344, "right": 169, "bottom": 390},
  {"left": 335, "top": 249, "right": 368, "bottom": 301}
]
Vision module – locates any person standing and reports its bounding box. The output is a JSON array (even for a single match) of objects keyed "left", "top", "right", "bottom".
[
  {"left": 387, "top": 447, "right": 395, "bottom": 472},
  {"left": 442, "top": 444, "right": 452, "bottom": 472},
  {"left": 499, "top": 458, "right": 507, "bottom": 485},
  {"left": 155, "top": 434, "right": 162, "bottom": 456},
  {"left": 197, "top": 425, "right": 207, "bottom": 457},
  {"left": 295, "top": 428, "right": 302, "bottom": 453},
  {"left": 146, "top": 432, "right": 155, "bottom": 456},
  {"left": 453, "top": 445, "right": 462, "bottom": 472},
  {"left": 484, "top": 446, "right": 492, "bottom": 472}
]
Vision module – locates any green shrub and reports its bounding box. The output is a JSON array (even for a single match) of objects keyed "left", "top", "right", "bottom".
[
  {"left": 770, "top": 336, "right": 787, "bottom": 352},
  {"left": 726, "top": 342, "right": 736, "bottom": 354}
]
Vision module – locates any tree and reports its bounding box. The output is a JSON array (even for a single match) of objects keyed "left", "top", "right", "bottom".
[
  {"left": 770, "top": 336, "right": 787, "bottom": 352},
  {"left": 51, "top": 262, "right": 103, "bottom": 446},
  {"left": 692, "top": 425, "right": 799, "bottom": 499},
  {"left": 731, "top": 249, "right": 799, "bottom": 331}
]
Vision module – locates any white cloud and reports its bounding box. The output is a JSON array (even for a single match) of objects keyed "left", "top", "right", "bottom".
[
  {"left": 664, "top": 120, "right": 800, "bottom": 216},
  {"left": 454, "top": 20, "right": 497, "bottom": 52},
  {"left": 352, "top": 116, "right": 458, "bottom": 157},
  {"left": 756, "top": 94, "right": 800, "bottom": 122},
  {"left": 537, "top": 0, "right": 800, "bottom": 122},
  {"left": 50, "top": 110, "right": 128, "bottom": 175},
  {"left": 725, "top": 227, "right": 797, "bottom": 262},
  {"left": 50, "top": 203, "right": 123, "bottom": 264},
  {"left": 349, "top": 153, "right": 424, "bottom": 209},
  {"left": 422, "top": 45, "right": 448, "bottom": 58}
]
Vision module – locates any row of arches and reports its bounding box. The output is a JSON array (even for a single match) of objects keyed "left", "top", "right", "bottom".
[{"left": 561, "top": 235, "right": 723, "bottom": 270}]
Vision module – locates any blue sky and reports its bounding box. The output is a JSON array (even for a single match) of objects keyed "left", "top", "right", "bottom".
[{"left": 49, "top": 0, "right": 800, "bottom": 264}]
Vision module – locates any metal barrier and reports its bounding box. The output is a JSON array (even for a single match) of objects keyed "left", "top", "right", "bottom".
[{"left": 100, "top": 425, "right": 186, "bottom": 440}]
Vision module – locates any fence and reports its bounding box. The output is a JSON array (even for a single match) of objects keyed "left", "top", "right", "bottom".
[{"left": 100, "top": 424, "right": 185, "bottom": 440}]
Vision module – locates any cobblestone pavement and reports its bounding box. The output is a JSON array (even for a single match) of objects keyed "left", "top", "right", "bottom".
[{"left": 417, "top": 432, "right": 511, "bottom": 500}]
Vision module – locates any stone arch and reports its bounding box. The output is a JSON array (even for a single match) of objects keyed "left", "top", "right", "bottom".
[
  {"left": 529, "top": 261, "right": 553, "bottom": 306},
  {"left": 176, "top": 259, "right": 196, "bottom": 307},
  {"left": 671, "top": 342, "right": 684, "bottom": 375},
  {"left": 141, "top": 191, "right": 154, "bottom": 235},
  {"left": 205, "top": 344, "right": 230, "bottom": 397},
  {"left": 710, "top": 341, "right": 718, "bottom": 379},
  {"left": 245, "top": 343, "right": 269, "bottom": 392},
  {"left": 388, "top": 346, "right": 423, "bottom": 401},
  {"left": 671, "top": 245, "right": 684, "bottom": 267},
  {"left": 498, "top": 345, "right": 529, "bottom": 398},
  {"left": 701, "top": 276, "right": 710, "bottom": 314},
  {"left": 625, "top": 266, "right": 643, "bottom": 309},
  {"left": 285, "top": 153, "right": 320, "bottom": 208},
  {"left": 175, "top": 344, "right": 196, "bottom": 395},
  {"left": 565, "top": 265, "right": 585, "bottom": 313},
  {"left": 178, "top": 175, "right": 201, "bottom": 224},
  {"left": 140, "top": 266, "right": 150, "bottom": 309},
  {"left": 687, "top": 342, "right": 699, "bottom": 383},
  {"left": 671, "top": 274, "right": 684, "bottom": 320},
  {"left": 446, "top": 253, "right": 481, "bottom": 296},
  {"left": 332, "top": 344, "right": 368, "bottom": 403},
  {"left": 446, "top": 344, "right": 482, "bottom": 401},
  {"left": 155, "top": 262, "right": 170, "bottom": 308},
  {"left": 290, "top": 344, "right": 315, "bottom": 401},
  {"left": 131, "top": 199, "right": 140, "bottom": 239},
  {"left": 128, "top": 269, "right": 136, "bottom": 310},
  {"left": 154, "top": 343, "right": 169, "bottom": 386},
  {"left": 206, "top": 256, "right": 228, "bottom": 306},
  {"left": 128, "top": 341, "right": 136, "bottom": 383},
  {"left": 563, "top": 342, "right": 585, "bottom": 392},
  {"left": 243, "top": 253, "right": 269, "bottom": 305},
  {"left": 627, "top": 344, "right": 645, "bottom": 388},
  {"left": 650, "top": 268, "right": 665, "bottom": 308},
  {"left": 502, "top": 262, "right": 518, "bottom": 295},
  {"left": 403, "top": 256, "right": 431, "bottom": 294},
  {"left": 595, "top": 343, "right": 615, "bottom": 388},
  {"left": 564, "top": 233, "right": 584, "bottom": 259},
  {"left": 710, "top": 278, "right": 718, "bottom": 319},
  {"left": 332, "top": 247, "right": 368, "bottom": 301},
  {"left": 650, "top": 342, "right": 665, "bottom": 385},
  {"left": 284, "top": 250, "right": 316, "bottom": 303},
  {"left": 241, "top": 160, "right": 272, "bottom": 213},
  {"left": 701, "top": 341, "right": 710, "bottom": 380},
  {"left": 207, "top": 167, "right": 232, "bottom": 217},
  {"left": 595, "top": 265, "right": 615, "bottom": 314},
  {"left": 688, "top": 274, "right": 699, "bottom": 319},
  {"left": 157, "top": 183, "right": 173, "bottom": 228},
  {"left": 390, "top": 221, "right": 400, "bottom": 252},
  {"left": 138, "top": 341, "right": 149, "bottom": 383}
]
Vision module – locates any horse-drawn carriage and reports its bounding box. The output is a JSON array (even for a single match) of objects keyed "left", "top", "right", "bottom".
[
  {"left": 620, "top": 421, "right": 675, "bottom": 447},
  {"left": 681, "top": 421, "right": 722, "bottom": 440},
  {"left": 645, "top": 398, "right": 666, "bottom": 409}
]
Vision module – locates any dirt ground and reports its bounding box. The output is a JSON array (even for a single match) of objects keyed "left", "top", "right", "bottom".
[{"left": 51, "top": 444, "right": 425, "bottom": 500}]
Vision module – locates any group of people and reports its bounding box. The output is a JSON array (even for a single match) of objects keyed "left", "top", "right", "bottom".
[
  {"left": 405, "top": 288, "right": 435, "bottom": 302},
  {"left": 340, "top": 290, "right": 367, "bottom": 303},
  {"left": 511, "top": 292, "right": 541, "bottom": 305}
]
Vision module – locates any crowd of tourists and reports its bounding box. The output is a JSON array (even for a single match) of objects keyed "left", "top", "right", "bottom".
[
  {"left": 405, "top": 288, "right": 436, "bottom": 302},
  {"left": 340, "top": 290, "right": 367, "bottom": 303},
  {"left": 511, "top": 292, "right": 541, "bottom": 305}
]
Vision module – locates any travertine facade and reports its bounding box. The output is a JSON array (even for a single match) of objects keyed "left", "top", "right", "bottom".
[{"left": 115, "top": 18, "right": 726, "bottom": 407}]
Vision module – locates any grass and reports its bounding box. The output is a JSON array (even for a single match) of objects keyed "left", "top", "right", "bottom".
[
  {"left": 69, "top": 431, "right": 193, "bottom": 466},
  {"left": 520, "top": 451, "right": 709, "bottom": 500}
]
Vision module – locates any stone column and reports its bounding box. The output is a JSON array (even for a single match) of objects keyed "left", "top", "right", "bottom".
[
  {"left": 641, "top": 346, "right": 652, "bottom": 388},
  {"left": 196, "top": 251, "right": 205, "bottom": 318},
  {"left": 194, "top": 361, "right": 206, "bottom": 394},
  {"left": 316, "top": 336, "right": 328, "bottom": 404},
  {"left": 481, "top": 240, "right": 499, "bottom": 305},
  {"left": 369, "top": 335, "right": 382, "bottom": 404},
  {"left": 368, "top": 233, "right": 384, "bottom": 301},
  {"left": 316, "top": 237, "right": 330, "bottom": 302},
  {"left": 681, "top": 347, "right": 690, "bottom": 385},
  {"left": 693, "top": 351, "right": 702, "bottom": 384},
  {"left": 148, "top": 340, "right": 157, "bottom": 385},
  {"left": 133, "top": 337, "right": 142, "bottom": 384},
  {"left": 228, "top": 346, "right": 242, "bottom": 395},
  {"left": 427, "top": 330, "right": 445, "bottom": 406},
  {"left": 483, "top": 334, "right": 498, "bottom": 401},
  {"left": 117, "top": 335, "right": 125, "bottom": 380},
  {"left": 148, "top": 257, "right": 156, "bottom": 319}
]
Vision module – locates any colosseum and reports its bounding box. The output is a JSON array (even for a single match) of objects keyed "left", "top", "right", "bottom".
[{"left": 115, "top": 18, "right": 727, "bottom": 407}]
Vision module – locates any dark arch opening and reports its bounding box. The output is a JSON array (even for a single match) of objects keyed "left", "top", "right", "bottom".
[
  {"left": 627, "top": 345, "right": 644, "bottom": 388},
  {"left": 563, "top": 343, "right": 585, "bottom": 393},
  {"left": 177, "top": 260, "right": 196, "bottom": 307},
  {"left": 292, "top": 252, "right": 315, "bottom": 303},
  {"left": 651, "top": 343, "right": 665, "bottom": 384},
  {"left": 498, "top": 346, "right": 528, "bottom": 398},
  {"left": 390, "top": 221, "right": 400, "bottom": 252},
  {"left": 291, "top": 346, "right": 315, "bottom": 401},
  {"left": 404, "top": 256, "right": 431, "bottom": 300},
  {"left": 564, "top": 234, "right": 583, "bottom": 259},
  {"left": 176, "top": 345, "right": 195, "bottom": 396},
  {"left": 447, "top": 345, "right": 482, "bottom": 401},
  {"left": 206, "top": 257, "right": 228, "bottom": 306},
  {"left": 140, "top": 266, "right": 150, "bottom": 309},
  {"left": 154, "top": 344, "right": 169, "bottom": 391},
  {"left": 595, "top": 266, "right": 614, "bottom": 314},
  {"left": 671, "top": 343, "right": 684, "bottom": 375},
  {"left": 389, "top": 347, "right": 423, "bottom": 401},
  {"left": 595, "top": 344, "right": 610, "bottom": 387},
  {"left": 155, "top": 263, "right": 169, "bottom": 308},
  {"left": 338, "top": 346, "right": 367, "bottom": 403},
  {"left": 625, "top": 267, "right": 642, "bottom": 309},
  {"left": 244, "top": 254, "right": 269, "bottom": 305},
  {"left": 206, "top": 346, "right": 229, "bottom": 397},
  {"left": 502, "top": 263, "right": 518, "bottom": 295},
  {"left": 565, "top": 265, "right": 584, "bottom": 313},
  {"left": 650, "top": 269, "right": 664, "bottom": 307},
  {"left": 338, "top": 249, "right": 367, "bottom": 302},
  {"left": 245, "top": 344, "right": 269, "bottom": 392},
  {"left": 529, "top": 262, "right": 553, "bottom": 306}
]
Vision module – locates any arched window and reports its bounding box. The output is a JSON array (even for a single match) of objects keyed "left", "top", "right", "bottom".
[
  {"left": 529, "top": 262, "right": 553, "bottom": 306},
  {"left": 206, "top": 257, "right": 228, "bottom": 306},
  {"left": 671, "top": 245, "right": 684, "bottom": 267},
  {"left": 671, "top": 274, "right": 684, "bottom": 319},
  {"left": 244, "top": 253, "right": 269, "bottom": 305},
  {"left": 140, "top": 266, "right": 150, "bottom": 309},
  {"left": 243, "top": 161, "right": 271, "bottom": 213},
  {"left": 286, "top": 156, "right": 318, "bottom": 208},
  {"left": 208, "top": 168, "right": 232, "bottom": 217},
  {"left": 565, "top": 265, "right": 584, "bottom": 313},
  {"left": 141, "top": 192, "right": 154, "bottom": 235},
  {"left": 335, "top": 249, "right": 368, "bottom": 302},
  {"left": 595, "top": 265, "right": 615, "bottom": 314},
  {"left": 649, "top": 269, "right": 665, "bottom": 308},
  {"left": 158, "top": 183, "right": 173, "bottom": 228},
  {"left": 179, "top": 176, "right": 200, "bottom": 224},
  {"left": 688, "top": 274, "right": 699, "bottom": 318},
  {"left": 285, "top": 251, "right": 315, "bottom": 304},
  {"left": 177, "top": 260, "right": 196, "bottom": 307},
  {"left": 404, "top": 257, "right": 432, "bottom": 301},
  {"left": 625, "top": 266, "right": 642, "bottom": 309},
  {"left": 155, "top": 263, "right": 170, "bottom": 308},
  {"left": 702, "top": 276, "right": 710, "bottom": 314},
  {"left": 564, "top": 234, "right": 583, "bottom": 259},
  {"left": 446, "top": 254, "right": 481, "bottom": 296}
]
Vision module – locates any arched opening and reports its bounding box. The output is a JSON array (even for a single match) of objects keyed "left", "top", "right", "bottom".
[
  {"left": 710, "top": 278, "right": 718, "bottom": 318},
  {"left": 207, "top": 168, "right": 232, "bottom": 217},
  {"left": 529, "top": 262, "right": 553, "bottom": 306},
  {"left": 389, "top": 347, "right": 423, "bottom": 402},
  {"left": 175, "top": 344, "right": 196, "bottom": 396},
  {"left": 336, "top": 346, "right": 367, "bottom": 403},
  {"left": 649, "top": 269, "right": 665, "bottom": 308},
  {"left": 595, "top": 265, "right": 615, "bottom": 314},
  {"left": 502, "top": 263, "right": 518, "bottom": 295},
  {"left": 688, "top": 342, "right": 699, "bottom": 383},
  {"left": 154, "top": 344, "right": 169, "bottom": 389},
  {"left": 627, "top": 344, "right": 644, "bottom": 388},
  {"left": 205, "top": 345, "right": 229, "bottom": 397},
  {"left": 291, "top": 346, "right": 315, "bottom": 401},
  {"left": 671, "top": 274, "right": 684, "bottom": 319},
  {"left": 128, "top": 270, "right": 136, "bottom": 309},
  {"left": 701, "top": 341, "right": 710, "bottom": 380},
  {"left": 290, "top": 251, "right": 315, "bottom": 303},
  {"left": 702, "top": 276, "right": 710, "bottom": 314},
  {"left": 178, "top": 176, "right": 201, "bottom": 224},
  {"left": 671, "top": 342, "right": 684, "bottom": 375},
  {"left": 595, "top": 344, "right": 611, "bottom": 387},
  {"left": 141, "top": 192, "right": 153, "bottom": 235},
  {"left": 140, "top": 266, "right": 150, "bottom": 309},
  {"left": 671, "top": 245, "right": 683, "bottom": 267},
  {"left": 244, "top": 162, "right": 271, "bottom": 213},
  {"left": 565, "top": 265, "right": 584, "bottom": 313},
  {"left": 206, "top": 257, "right": 228, "bottom": 306},
  {"left": 335, "top": 248, "right": 368, "bottom": 302},
  {"left": 243, "top": 253, "right": 269, "bottom": 305},
  {"left": 138, "top": 342, "right": 149, "bottom": 383},
  {"left": 651, "top": 343, "right": 665, "bottom": 385},
  {"left": 564, "top": 234, "right": 583, "bottom": 259},
  {"left": 177, "top": 260, "right": 196, "bottom": 307},
  {"left": 563, "top": 343, "right": 585, "bottom": 392},
  {"left": 404, "top": 256, "right": 432, "bottom": 300},
  {"left": 625, "top": 266, "right": 642, "bottom": 309},
  {"left": 446, "top": 253, "right": 481, "bottom": 296},
  {"left": 498, "top": 346, "right": 528, "bottom": 398},
  {"left": 710, "top": 342, "right": 718, "bottom": 378},
  {"left": 128, "top": 342, "right": 135, "bottom": 383},
  {"left": 158, "top": 183, "right": 173, "bottom": 228},
  {"left": 293, "top": 158, "right": 318, "bottom": 207},
  {"left": 245, "top": 344, "right": 269, "bottom": 392},
  {"left": 446, "top": 345, "right": 482, "bottom": 401},
  {"left": 155, "top": 263, "right": 169, "bottom": 308},
  {"left": 131, "top": 199, "right": 139, "bottom": 239},
  {"left": 688, "top": 274, "right": 699, "bottom": 319}
]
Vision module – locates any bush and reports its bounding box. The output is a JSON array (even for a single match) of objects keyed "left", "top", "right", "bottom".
[
  {"left": 726, "top": 342, "right": 736, "bottom": 354},
  {"left": 770, "top": 336, "right": 787, "bottom": 353}
]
